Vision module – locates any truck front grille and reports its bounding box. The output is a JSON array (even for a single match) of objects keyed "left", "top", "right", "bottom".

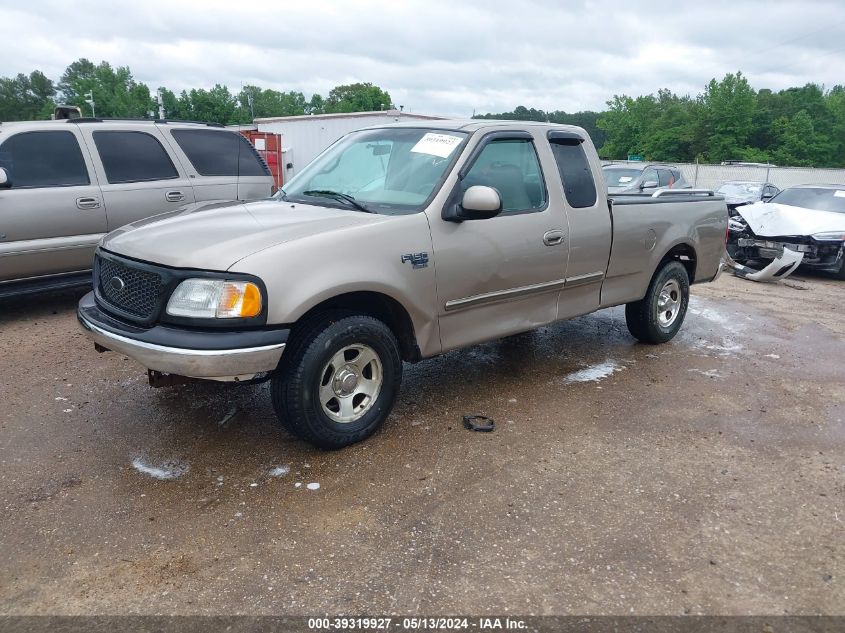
[{"left": 96, "top": 255, "right": 164, "bottom": 320}]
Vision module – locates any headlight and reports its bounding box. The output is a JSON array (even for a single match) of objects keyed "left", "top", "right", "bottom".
[
  {"left": 811, "top": 231, "right": 845, "bottom": 241},
  {"left": 166, "top": 279, "right": 262, "bottom": 319}
]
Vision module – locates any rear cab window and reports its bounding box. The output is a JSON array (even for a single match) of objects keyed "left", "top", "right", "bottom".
[
  {"left": 548, "top": 132, "right": 597, "bottom": 208},
  {"left": 0, "top": 130, "right": 90, "bottom": 188},
  {"left": 171, "top": 129, "right": 270, "bottom": 177},
  {"left": 92, "top": 131, "right": 179, "bottom": 184}
]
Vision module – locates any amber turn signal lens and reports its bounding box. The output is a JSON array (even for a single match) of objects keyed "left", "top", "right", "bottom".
[
  {"left": 239, "top": 282, "right": 262, "bottom": 317},
  {"left": 217, "top": 281, "right": 262, "bottom": 318}
]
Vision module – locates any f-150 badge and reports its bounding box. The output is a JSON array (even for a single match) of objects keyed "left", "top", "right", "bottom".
[{"left": 401, "top": 252, "right": 429, "bottom": 269}]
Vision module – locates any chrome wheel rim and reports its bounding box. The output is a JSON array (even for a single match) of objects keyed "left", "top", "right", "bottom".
[
  {"left": 318, "top": 344, "right": 383, "bottom": 424},
  {"left": 657, "top": 279, "right": 682, "bottom": 327}
]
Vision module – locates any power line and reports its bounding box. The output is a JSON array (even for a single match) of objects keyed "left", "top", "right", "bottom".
[{"left": 740, "top": 19, "right": 845, "bottom": 60}]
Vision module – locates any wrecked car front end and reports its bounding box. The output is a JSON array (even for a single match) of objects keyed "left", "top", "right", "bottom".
[{"left": 726, "top": 192, "right": 845, "bottom": 281}]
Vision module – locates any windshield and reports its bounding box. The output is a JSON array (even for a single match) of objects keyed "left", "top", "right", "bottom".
[
  {"left": 278, "top": 128, "right": 468, "bottom": 215},
  {"left": 717, "top": 183, "right": 762, "bottom": 197},
  {"left": 769, "top": 187, "right": 845, "bottom": 214},
  {"left": 603, "top": 168, "right": 642, "bottom": 187}
]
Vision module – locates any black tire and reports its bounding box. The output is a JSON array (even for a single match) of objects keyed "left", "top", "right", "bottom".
[
  {"left": 271, "top": 312, "right": 403, "bottom": 449},
  {"left": 625, "top": 261, "right": 690, "bottom": 344},
  {"left": 835, "top": 257, "right": 845, "bottom": 280}
]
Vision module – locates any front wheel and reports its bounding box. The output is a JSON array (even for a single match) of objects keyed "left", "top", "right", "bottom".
[
  {"left": 271, "top": 313, "right": 403, "bottom": 449},
  {"left": 625, "top": 261, "right": 690, "bottom": 344}
]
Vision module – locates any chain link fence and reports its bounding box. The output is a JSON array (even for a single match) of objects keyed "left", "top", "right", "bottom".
[{"left": 603, "top": 161, "right": 845, "bottom": 190}]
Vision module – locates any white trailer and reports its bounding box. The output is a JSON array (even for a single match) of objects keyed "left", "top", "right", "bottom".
[{"left": 253, "top": 110, "right": 445, "bottom": 178}]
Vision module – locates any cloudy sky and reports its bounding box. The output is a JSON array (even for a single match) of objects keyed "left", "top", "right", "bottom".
[{"left": 2, "top": 0, "right": 844, "bottom": 116}]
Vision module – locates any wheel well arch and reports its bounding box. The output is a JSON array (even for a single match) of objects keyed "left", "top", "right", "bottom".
[
  {"left": 658, "top": 242, "right": 697, "bottom": 282},
  {"left": 294, "top": 291, "right": 420, "bottom": 362}
]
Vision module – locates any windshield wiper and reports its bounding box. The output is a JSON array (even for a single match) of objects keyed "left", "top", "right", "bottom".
[{"left": 302, "top": 189, "right": 374, "bottom": 213}]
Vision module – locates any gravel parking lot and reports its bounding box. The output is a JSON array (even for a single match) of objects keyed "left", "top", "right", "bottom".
[{"left": 0, "top": 274, "right": 842, "bottom": 615}]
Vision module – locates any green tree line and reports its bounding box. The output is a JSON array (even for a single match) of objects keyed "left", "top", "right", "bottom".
[
  {"left": 0, "top": 58, "right": 393, "bottom": 125},
  {"left": 4, "top": 62, "right": 844, "bottom": 168},
  {"left": 477, "top": 72, "right": 845, "bottom": 168}
]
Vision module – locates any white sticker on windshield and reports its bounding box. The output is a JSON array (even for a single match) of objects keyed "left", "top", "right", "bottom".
[
  {"left": 618, "top": 176, "right": 633, "bottom": 183},
  {"left": 410, "top": 133, "right": 463, "bottom": 159},
  {"left": 834, "top": 190, "right": 845, "bottom": 198}
]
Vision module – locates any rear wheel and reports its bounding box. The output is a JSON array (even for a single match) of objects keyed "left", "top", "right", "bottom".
[
  {"left": 625, "top": 261, "right": 690, "bottom": 344},
  {"left": 271, "top": 313, "right": 402, "bottom": 449}
]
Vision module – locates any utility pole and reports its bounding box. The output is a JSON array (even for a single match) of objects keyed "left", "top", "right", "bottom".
[
  {"left": 157, "top": 88, "right": 165, "bottom": 119},
  {"left": 84, "top": 91, "right": 95, "bottom": 118}
]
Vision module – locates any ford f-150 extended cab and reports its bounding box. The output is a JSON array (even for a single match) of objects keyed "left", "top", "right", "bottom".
[{"left": 77, "top": 121, "right": 728, "bottom": 448}]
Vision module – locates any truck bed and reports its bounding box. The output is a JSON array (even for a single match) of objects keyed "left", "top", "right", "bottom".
[{"left": 600, "top": 190, "right": 727, "bottom": 308}]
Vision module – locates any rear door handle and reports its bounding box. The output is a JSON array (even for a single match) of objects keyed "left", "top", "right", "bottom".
[
  {"left": 165, "top": 190, "right": 185, "bottom": 202},
  {"left": 76, "top": 197, "right": 101, "bottom": 210},
  {"left": 543, "top": 230, "right": 565, "bottom": 246}
]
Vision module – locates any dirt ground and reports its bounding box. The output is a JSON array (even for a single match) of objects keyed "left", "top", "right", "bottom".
[{"left": 0, "top": 272, "right": 842, "bottom": 615}]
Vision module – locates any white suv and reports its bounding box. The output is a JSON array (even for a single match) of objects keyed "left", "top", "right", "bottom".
[{"left": 0, "top": 118, "right": 274, "bottom": 297}]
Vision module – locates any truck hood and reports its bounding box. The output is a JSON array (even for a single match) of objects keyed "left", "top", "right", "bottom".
[
  {"left": 101, "top": 199, "right": 388, "bottom": 270},
  {"left": 736, "top": 201, "right": 845, "bottom": 237}
]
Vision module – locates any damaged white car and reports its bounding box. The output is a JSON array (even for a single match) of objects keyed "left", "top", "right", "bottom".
[{"left": 726, "top": 184, "right": 845, "bottom": 281}]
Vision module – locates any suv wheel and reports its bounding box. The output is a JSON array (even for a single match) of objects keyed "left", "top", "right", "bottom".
[
  {"left": 271, "top": 312, "right": 403, "bottom": 449},
  {"left": 625, "top": 261, "right": 690, "bottom": 344}
]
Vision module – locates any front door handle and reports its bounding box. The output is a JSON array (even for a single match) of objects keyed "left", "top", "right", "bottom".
[
  {"left": 543, "top": 229, "right": 565, "bottom": 246},
  {"left": 165, "top": 190, "right": 185, "bottom": 202},
  {"left": 76, "top": 197, "right": 101, "bottom": 210}
]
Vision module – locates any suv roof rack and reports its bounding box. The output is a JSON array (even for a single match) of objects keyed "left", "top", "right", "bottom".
[{"left": 67, "top": 117, "right": 224, "bottom": 128}]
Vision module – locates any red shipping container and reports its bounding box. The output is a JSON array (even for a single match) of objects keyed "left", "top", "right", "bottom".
[{"left": 240, "top": 130, "right": 284, "bottom": 189}]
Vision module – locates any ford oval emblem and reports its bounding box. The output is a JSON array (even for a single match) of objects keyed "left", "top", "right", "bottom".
[{"left": 110, "top": 276, "right": 126, "bottom": 292}]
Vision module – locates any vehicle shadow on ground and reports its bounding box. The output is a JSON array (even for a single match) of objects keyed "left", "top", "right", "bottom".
[
  {"left": 105, "top": 306, "right": 650, "bottom": 480},
  {"left": 0, "top": 286, "right": 90, "bottom": 325}
]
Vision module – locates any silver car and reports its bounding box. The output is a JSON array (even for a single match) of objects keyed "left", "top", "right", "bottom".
[
  {"left": 603, "top": 163, "right": 691, "bottom": 194},
  {"left": 0, "top": 118, "right": 274, "bottom": 297}
]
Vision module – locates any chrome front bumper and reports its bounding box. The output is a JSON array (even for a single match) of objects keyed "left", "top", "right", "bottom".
[{"left": 77, "top": 294, "right": 286, "bottom": 382}]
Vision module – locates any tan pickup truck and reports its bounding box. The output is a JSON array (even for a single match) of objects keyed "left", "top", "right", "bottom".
[{"left": 77, "top": 120, "right": 728, "bottom": 448}]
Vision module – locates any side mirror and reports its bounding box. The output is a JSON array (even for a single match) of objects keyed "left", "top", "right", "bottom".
[
  {"left": 641, "top": 180, "right": 658, "bottom": 190},
  {"left": 0, "top": 167, "right": 10, "bottom": 189},
  {"left": 444, "top": 185, "right": 502, "bottom": 222},
  {"left": 761, "top": 193, "right": 774, "bottom": 202}
]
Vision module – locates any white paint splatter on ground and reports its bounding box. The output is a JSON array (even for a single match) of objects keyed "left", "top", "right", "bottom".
[
  {"left": 688, "top": 368, "right": 725, "bottom": 379},
  {"left": 306, "top": 482, "right": 320, "bottom": 491},
  {"left": 765, "top": 353, "right": 781, "bottom": 359},
  {"left": 268, "top": 465, "right": 290, "bottom": 478},
  {"left": 563, "top": 360, "right": 623, "bottom": 384},
  {"left": 698, "top": 340, "right": 745, "bottom": 356},
  {"left": 217, "top": 406, "right": 238, "bottom": 427},
  {"left": 689, "top": 306, "right": 732, "bottom": 327},
  {"left": 131, "top": 457, "right": 189, "bottom": 481},
  {"left": 294, "top": 482, "right": 302, "bottom": 488},
  {"left": 688, "top": 297, "right": 746, "bottom": 330}
]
